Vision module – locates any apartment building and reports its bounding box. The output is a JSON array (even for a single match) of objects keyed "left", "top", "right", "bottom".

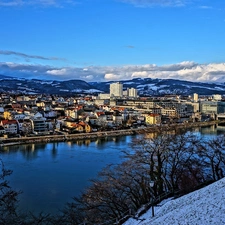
[{"left": 110, "top": 82, "right": 123, "bottom": 97}]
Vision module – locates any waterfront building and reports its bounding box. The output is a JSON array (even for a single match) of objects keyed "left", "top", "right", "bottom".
[
  {"left": 0, "top": 119, "right": 18, "bottom": 134},
  {"left": 110, "top": 82, "right": 123, "bottom": 97},
  {"left": 185, "top": 102, "right": 199, "bottom": 113},
  {"left": 145, "top": 113, "right": 161, "bottom": 125},
  {"left": 30, "top": 112, "right": 47, "bottom": 134},
  {"left": 78, "top": 121, "right": 92, "bottom": 133},
  {"left": 161, "top": 108, "right": 178, "bottom": 118},
  {"left": 200, "top": 101, "right": 225, "bottom": 115},
  {"left": 21, "top": 119, "right": 33, "bottom": 135}
]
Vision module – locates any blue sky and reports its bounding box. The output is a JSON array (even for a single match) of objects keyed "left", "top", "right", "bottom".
[{"left": 0, "top": 0, "right": 225, "bottom": 82}]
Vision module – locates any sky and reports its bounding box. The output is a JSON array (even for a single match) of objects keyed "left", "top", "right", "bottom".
[
  {"left": 0, "top": 0, "right": 225, "bottom": 82},
  {"left": 123, "top": 177, "right": 225, "bottom": 225}
]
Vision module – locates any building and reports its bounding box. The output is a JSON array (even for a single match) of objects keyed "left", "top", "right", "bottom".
[
  {"left": 193, "top": 93, "right": 198, "bottom": 102},
  {"left": 0, "top": 119, "right": 18, "bottom": 134},
  {"left": 30, "top": 112, "right": 47, "bottom": 134},
  {"left": 110, "top": 82, "right": 123, "bottom": 97},
  {"left": 200, "top": 101, "right": 225, "bottom": 115},
  {"left": 212, "top": 94, "right": 222, "bottom": 101},
  {"left": 98, "top": 93, "right": 110, "bottom": 99},
  {"left": 127, "top": 88, "right": 138, "bottom": 98},
  {"left": 145, "top": 114, "right": 161, "bottom": 125}
]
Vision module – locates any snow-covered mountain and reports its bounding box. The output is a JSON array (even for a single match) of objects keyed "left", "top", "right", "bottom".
[
  {"left": 123, "top": 178, "right": 225, "bottom": 225},
  {"left": 90, "top": 78, "right": 225, "bottom": 96},
  {"left": 1, "top": 74, "right": 225, "bottom": 96}
]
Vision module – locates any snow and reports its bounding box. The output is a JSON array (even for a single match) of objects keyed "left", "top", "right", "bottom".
[
  {"left": 123, "top": 178, "right": 225, "bottom": 225},
  {"left": 123, "top": 82, "right": 135, "bottom": 85},
  {"left": 84, "top": 89, "right": 103, "bottom": 93}
]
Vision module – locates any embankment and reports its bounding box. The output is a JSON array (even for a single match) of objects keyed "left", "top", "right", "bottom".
[{"left": 0, "top": 120, "right": 223, "bottom": 147}]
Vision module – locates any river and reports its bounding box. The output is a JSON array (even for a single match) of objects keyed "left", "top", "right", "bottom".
[{"left": 0, "top": 125, "right": 224, "bottom": 215}]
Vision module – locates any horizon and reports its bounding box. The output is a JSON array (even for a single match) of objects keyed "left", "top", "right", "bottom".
[{"left": 0, "top": 0, "right": 225, "bottom": 82}]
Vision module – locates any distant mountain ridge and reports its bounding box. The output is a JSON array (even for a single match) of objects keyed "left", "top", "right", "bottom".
[{"left": 0, "top": 74, "right": 225, "bottom": 96}]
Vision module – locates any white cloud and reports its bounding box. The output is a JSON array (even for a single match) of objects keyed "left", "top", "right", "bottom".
[
  {"left": 46, "top": 68, "right": 68, "bottom": 75},
  {"left": 1, "top": 61, "right": 225, "bottom": 83},
  {"left": 105, "top": 73, "right": 125, "bottom": 80},
  {"left": 131, "top": 71, "right": 149, "bottom": 78}
]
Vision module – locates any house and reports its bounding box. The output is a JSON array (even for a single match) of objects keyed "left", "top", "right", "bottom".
[
  {"left": 112, "top": 110, "right": 123, "bottom": 125},
  {"left": 65, "top": 108, "right": 78, "bottom": 119},
  {"left": 70, "top": 123, "right": 84, "bottom": 133},
  {"left": 17, "top": 119, "right": 33, "bottom": 135},
  {"left": 43, "top": 110, "right": 57, "bottom": 119},
  {"left": 95, "top": 111, "right": 107, "bottom": 126},
  {"left": 0, "top": 119, "right": 18, "bottom": 134},
  {"left": 79, "top": 121, "right": 92, "bottom": 133},
  {"left": 3, "top": 111, "right": 12, "bottom": 120},
  {"left": 30, "top": 112, "right": 47, "bottom": 134},
  {"left": 145, "top": 114, "right": 161, "bottom": 125}
]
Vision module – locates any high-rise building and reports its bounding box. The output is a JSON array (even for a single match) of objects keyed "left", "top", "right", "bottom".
[
  {"left": 193, "top": 93, "right": 198, "bottom": 102},
  {"left": 128, "top": 88, "right": 137, "bottom": 98},
  {"left": 110, "top": 82, "right": 123, "bottom": 97}
]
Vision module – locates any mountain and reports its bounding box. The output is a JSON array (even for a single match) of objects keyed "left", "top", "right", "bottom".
[
  {"left": 0, "top": 74, "right": 225, "bottom": 96},
  {"left": 0, "top": 75, "right": 100, "bottom": 95},
  {"left": 123, "top": 178, "right": 225, "bottom": 225},
  {"left": 90, "top": 78, "right": 225, "bottom": 96}
]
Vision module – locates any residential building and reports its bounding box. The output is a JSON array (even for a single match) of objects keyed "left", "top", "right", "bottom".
[
  {"left": 145, "top": 114, "right": 161, "bottom": 125},
  {"left": 110, "top": 82, "right": 123, "bottom": 97},
  {"left": 30, "top": 112, "right": 47, "bottom": 134},
  {"left": 0, "top": 119, "right": 18, "bottom": 134},
  {"left": 127, "top": 88, "right": 138, "bottom": 98}
]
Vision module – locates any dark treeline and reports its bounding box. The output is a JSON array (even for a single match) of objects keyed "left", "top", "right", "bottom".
[{"left": 1, "top": 129, "right": 225, "bottom": 224}]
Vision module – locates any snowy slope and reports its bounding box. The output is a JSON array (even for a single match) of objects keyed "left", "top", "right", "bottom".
[{"left": 124, "top": 178, "right": 225, "bottom": 225}]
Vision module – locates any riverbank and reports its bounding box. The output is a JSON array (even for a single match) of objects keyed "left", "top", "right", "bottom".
[{"left": 0, "top": 120, "right": 223, "bottom": 147}]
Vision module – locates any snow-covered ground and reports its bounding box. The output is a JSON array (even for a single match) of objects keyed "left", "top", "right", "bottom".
[{"left": 123, "top": 178, "right": 225, "bottom": 225}]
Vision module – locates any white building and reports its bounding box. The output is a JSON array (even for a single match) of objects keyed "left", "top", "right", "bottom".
[
  {"left": 110, "top": 82, "right": 123, "bottom": 97},
  {"left": 30, "top": 112, "right": 47, "bottom": 134},
  {"left": 0, "top": 120, "right": 18, "bottom": 134},
  {"left": 193, "top": 93, "right": 198, "bottom": 102},
  {"left": 128, "top": 88, "right": 138, "bottom": 98},
  {"left": 213, "top": 94, "right": 222, "bottom": 101},
  {"left": 98, "top": 93, "right": 110, "bottom": 99}
]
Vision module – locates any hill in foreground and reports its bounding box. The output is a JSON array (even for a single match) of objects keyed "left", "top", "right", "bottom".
[{"left": 124, "top": 178, "right": 225, "bottom": 225}]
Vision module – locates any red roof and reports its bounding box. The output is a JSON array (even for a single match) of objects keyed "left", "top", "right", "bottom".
[
  {"left": 149, "top": 113, "right": 160, "bottom": 117},
  {"left": 1, "top": 120, "right": 18, "bottom": 125}
]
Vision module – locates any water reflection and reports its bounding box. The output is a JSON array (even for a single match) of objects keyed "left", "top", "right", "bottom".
[
  {"left": 0, "top": 126, "right": 224, "bottom": 215},
  {"left": 0, "top": 136, "right": 130, "bottom": 160}
]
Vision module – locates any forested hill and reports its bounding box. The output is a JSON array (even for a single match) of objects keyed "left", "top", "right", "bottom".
[{"left": 1, "top": 74, "right": 225, "bottom": 96}]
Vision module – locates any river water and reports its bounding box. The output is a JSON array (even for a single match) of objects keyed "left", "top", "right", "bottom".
[{"left": 0, "top": 125, "right": 224, "bottom": 215}]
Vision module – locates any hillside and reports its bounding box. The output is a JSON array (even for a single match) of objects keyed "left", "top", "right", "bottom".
[
  {"left": 123, "top": 178, "right": 225, "bottom": 225},
  {"left": 1, "top": 74, "right": 225, "bottom": 96}
]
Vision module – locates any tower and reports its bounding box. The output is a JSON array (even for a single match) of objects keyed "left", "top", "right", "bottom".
[{"left": 110, "top": 82, "right": 123, "bottom": 97}]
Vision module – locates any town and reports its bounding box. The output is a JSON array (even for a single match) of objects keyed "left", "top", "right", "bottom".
[{"left": 0, "top": 82, "right": 225, "bottom": 140}]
